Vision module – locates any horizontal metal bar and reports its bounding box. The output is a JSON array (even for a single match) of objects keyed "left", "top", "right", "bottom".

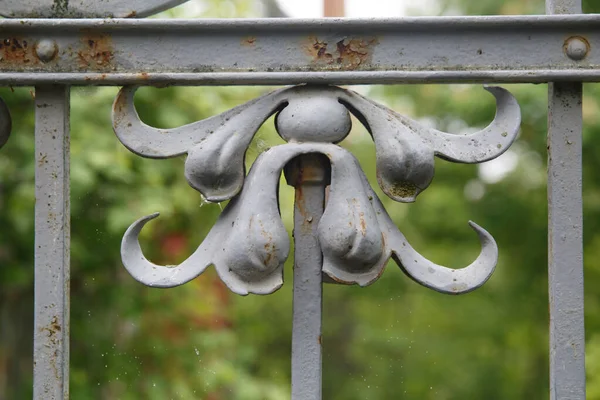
[{"left": 0, "top": 15, "right": 599, "bottom": 85}]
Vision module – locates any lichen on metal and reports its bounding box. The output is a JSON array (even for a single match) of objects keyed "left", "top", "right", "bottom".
[
  {"left": 113, "top": 84, "right": 521, "bottom": 295},
  {"left": 0, "top": 0, "right": 189, "bottom": 18},
  {"left": 0, "top": 96, "right": 11, "bottom": 148}
]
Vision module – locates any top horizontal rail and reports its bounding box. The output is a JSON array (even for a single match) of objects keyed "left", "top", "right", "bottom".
[{"left": 0, "top": 15, "right": 599, "bottom": 85}]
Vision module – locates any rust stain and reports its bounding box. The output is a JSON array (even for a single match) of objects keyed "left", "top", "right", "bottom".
[
  {"left": 0, "top": 37, "right": 39, "bottom": 67},
  {"left": 295, "top": 186, "right": 306, "bottom": 216},
  {"left": 38, "top": 153, "right": 48, "bottom": 167},
  {"left": 263, "top": 241, "right": 275, "bottom": 266},
  {"left": 258, "top": 220, "right": 276, "bottom": 267},
  {"left": 358, "top": 211, "right": 366, "bottom": 236},
  {"left": 78, "top": 33, "right": 114, "bottom": 70},
  {"left": 242, "top": 36, "right": 257, "bottom": 46},
  {"left": 112, "top": 89, "right": 126, "bottom": 115},
  {"left": 304, "top": 36, "right": 378, "bottom": 70},
  {"left": 563, "top": 35, "right": 590, "bottom": 56},
  {"left": 317, "top": 335, "right": 322, "bottom": 345},
  {"left": 39, "top": 314, "right": 62, "bottom": 382}
]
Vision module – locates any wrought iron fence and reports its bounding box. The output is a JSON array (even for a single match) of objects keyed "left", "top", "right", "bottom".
[{"left": 0, "top": 0, "right": 592, "bottom": 398}]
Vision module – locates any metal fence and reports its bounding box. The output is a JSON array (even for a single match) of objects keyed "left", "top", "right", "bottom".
[{"left": 0, "top": 0, "right": 592, "bottom": 398}]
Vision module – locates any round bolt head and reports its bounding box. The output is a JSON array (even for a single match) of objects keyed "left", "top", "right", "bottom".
[
  {"left": 565, "top": 36, "right": 589, "bottom": 61},
  {"left": 35, "top": 40, "right": 58, "bottom": 63}
]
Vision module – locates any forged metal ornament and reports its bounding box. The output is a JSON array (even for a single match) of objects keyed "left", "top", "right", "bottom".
[
  {"left": 113, "top": 84, "right": 521, "bottom": 295},
  {"left": 0, "top": 97, "right": 11, "bottom": 149},
  {"left": 0, "top": 0, "right": 189, "bottom": 18}
]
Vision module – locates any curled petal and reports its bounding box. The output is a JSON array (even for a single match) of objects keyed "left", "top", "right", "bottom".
[
  {"left": 360, "top": 171, "right": 498, "bottom": 294},
  {"left": 183, "top": 99, "right": 281, "bottom": 201},
  {"left": 0, "top": 97, "right": 11, "bottom": 149},
  {"left": 338, "top": 91, "right": 435, "bottom": 202},
  {"left": 120, "top": 143, "right": 332, "bottom": 295},
  {"left": 321, "top": 148, "right": 498, "bottom": 293},
  {"left": 337, "top": 86, "right": 521, "bottom": 201},
  {"left": 373, "top": 132, "right": 434, "bottom": 203},
  {"left": 389, "top": 221, "right": 497, "bottom": 294},
  {"left": 112, "top": 86, "right": 287, "bottom": 201},
  {"left": 215, "top": 149, "right": 293, "bottom": 294},
  {"left": 420, "top": 86, "right": 522, "bottom": 163},
  {"left": 121, "top": 212, "right": 213, "bottom": 288},
  {"left": 120, "top": 154, "right": 289, "bottom": 295},
  {"left": 319, "top": 152, "right": 386, "bottom": 285}
]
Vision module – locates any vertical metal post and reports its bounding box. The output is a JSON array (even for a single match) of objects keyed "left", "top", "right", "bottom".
[
  {"left": 324, "top": 0, "right": 345, "bottom": 18},
  {"left": 34, "top": 86, "right": 70, "bottom": 400},
  {"left": 285, "top": 155, "right": 330, "bottom": 400},
  {"left": 547, "top": 1, "right": 586, "bottom": 399}
]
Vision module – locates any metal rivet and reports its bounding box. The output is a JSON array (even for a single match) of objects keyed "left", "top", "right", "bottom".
[
  {"left": 35, "top": 40, "right": 58, "bottom": 63},
  {"left": 565, "top": 37, "right": 589, "bottom": 61}
]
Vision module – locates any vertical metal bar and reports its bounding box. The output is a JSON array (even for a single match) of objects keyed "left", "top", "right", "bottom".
[
  {"left": 33, "top": 85, "right": 70, "bottom": 400},
  {"left": 547, "top": 1, "right": 585, "bottom": 399},
  {"left": 324, "top": 0, "right": 345, "bottom": 18},
  {"left": 285, "top": 155, "right": 330, "bottom": 400}
]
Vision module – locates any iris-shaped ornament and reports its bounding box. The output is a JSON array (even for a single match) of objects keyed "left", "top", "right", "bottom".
[{"left": 113, "top": 84, "right": 520, "bottom": 295}]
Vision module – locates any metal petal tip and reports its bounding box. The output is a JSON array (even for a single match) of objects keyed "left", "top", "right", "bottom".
[
  {"left": 120, "top": 212, "right": 212, "bottom": 288},
  {"left": 389, "top": 219, "right": 498, "bottom": 294},
  {"left": 424, "top": 85, "right": 522, "bottom": 163}
]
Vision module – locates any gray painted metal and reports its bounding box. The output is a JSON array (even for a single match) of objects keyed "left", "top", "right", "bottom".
[
  {"left": 285, "top": 155, "right": 328, "bottom": 400},
  {"left": 0, "top": 97, "right": 11, "bottom": 148},
  {"left": 547, "top": 1, "right": 586, "bottom": 399},
  {"left": 0, "top": 0, "right": 189, "bottom": 18},
  {"left": 33, "top": 86, "right": 70, "bottom": 400},
  {"left": 0, "top": 15, "right": 599, "bottom": 85},
  {"left": 115, "top": 84, "right": 519, "bottom": 295},
  {"left": 0, "top": 0, "right": 583, "bottom": 394}
]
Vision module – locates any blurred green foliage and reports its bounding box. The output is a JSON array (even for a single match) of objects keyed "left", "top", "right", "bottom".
[{"left": 1, "top": 0, "right": 600, "bottom": 398}]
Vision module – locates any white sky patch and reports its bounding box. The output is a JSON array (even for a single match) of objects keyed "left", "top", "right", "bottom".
[{"left": 278, "top": 0, "right": 322, "bottom": 17}]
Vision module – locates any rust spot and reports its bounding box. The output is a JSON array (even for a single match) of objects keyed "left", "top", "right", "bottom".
[
  {"left": 258, "top": 220, "right": 276, "bottom": 267},
  {"left": 112, "top": 89, "right": 126, "bottom": 115},
  {"left": 0, "top": 37, "right": 39, "bottom": 67},
  {"left": 263, "top": 242, "right": 275, "bottom": 266},
  {"left": 78, "top": 33, "right": 114, "bottom": 71},
  {"left": 40, "top": 315, "right": 62, "bottom": 345},
  {"left": 294, "top": 186, "right": 306, "bottom": 216},
  {"left": 125, "top": 11, "right": 137, "bottom": 18},
  {"left": 38, "top": 153, "right": 48, "bottom": 167},
  {"left": 317, "top": 335, "right": 322, "bottom": 345},
  {"left": 305, "top": 38, "right": 333, "bottom": 63},
  {"left": 358, "top": 211, "right": 366, "bottom": 236},
  {"left": 242, "top": 36, "right": 257, "bottom": 46},
  {"left": 139, "top": 72, "right": 149, "bottom": 80},
  {"left": 304, "top": 36, "right": 378, "bottom": 70}
]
